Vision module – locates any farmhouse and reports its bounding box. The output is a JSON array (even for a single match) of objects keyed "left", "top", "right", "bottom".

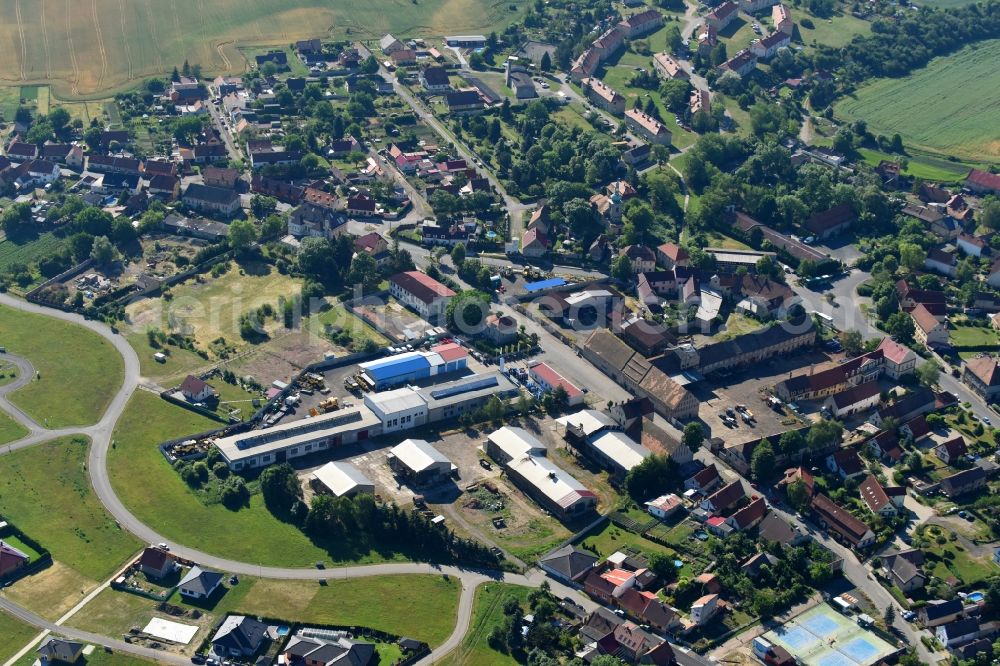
[
  {"left": 811, "top": 493, "right": 875, "bottom": 548},
  {"left": 940, "top": 467, "right": 987, "bottom": 498},
  {"left": 966, "top": 168, "right": 1000, "bottom": 196},
  {"left": 389, "top": 270, "right": 456, "bottom": 321},
  {"left": 911, "top": 303, "right": 948, "bottom": 348},
  {"left": 445, "top": 90, "right": 483, "bottom": 113},
  {"left": 859, "top": 475, "right": 898, "bottom": 517},
  {"left": 420, "top": 66, "right": 451, "bottom": 92}
]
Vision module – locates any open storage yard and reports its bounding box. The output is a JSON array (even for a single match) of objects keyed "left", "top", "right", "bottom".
[
  {"left": 837, "top": 39, "right": 1000, "bottom": 160},
  {"left": 0, "top": 0, "right": 524, "bottom": 97}
]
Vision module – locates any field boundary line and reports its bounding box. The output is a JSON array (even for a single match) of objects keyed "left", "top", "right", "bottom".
[
  {"left": 40, "top": 0, "right": 52, "bottom": 79},
  {"left": 91, "top": 0, "right": 109, "bottom": 91},
  {"left": 143, "top": 0, "right": 164, "bottom": 71},
  {"left": 15, "top": 0, "right": 28, "bottom": 80},
  {"left": 118, "top": 0, "right": 134, "bottom": 81},
  {"left": 65, "top": 0, "right": 80, "bottom": 94}
]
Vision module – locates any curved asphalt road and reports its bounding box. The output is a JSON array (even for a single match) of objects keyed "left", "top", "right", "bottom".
[{"left": 0, "top": 294, "right": 595, "bottom": 665}]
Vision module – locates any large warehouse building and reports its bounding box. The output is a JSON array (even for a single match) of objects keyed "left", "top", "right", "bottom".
[{"left": 358, "top": 343, "right": 468, "bottom": 390}]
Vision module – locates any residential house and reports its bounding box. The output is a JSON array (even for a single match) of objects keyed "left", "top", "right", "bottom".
[
  {"left": 182, "top": 183, "right": 241, "bottom": 217},
  {"left": 178, "top": 566, "right": 224, "bottom": 600},
  {"left": 810, "top": 493, "right": 875, "bottom": 548},
  {"left": 924, "top": 248, "right": 957, "bottom": 277},
  {"left": 620, "top": 245, "right": 657, "bottom": 274},
  {"left": 882, "top": 549, "right": 926, "bottom": 593},
  {"left": 380, "top": 34, "right": 406, "bottom": 54},
  {"left": 720, "top": 50, "right": 757, "bottom": 77},
  {"left": 741, "top": 552, "right": 779, "bottom": 578},
  {"left": 283, "top": 635, "right": 375, "bottom": 666},
  {"left": 645, "top": 493, "right": 684, "bottom": 520},
  {"left": 521, "top": 228, "right": 550, "bottom": 257},
  {"left": 757, "top": 512, "right": 810, "bottom": 547},
  {"left": 288, "top": 201, "right": 347, "bottom": 240},
  {"left": 162, "top": 214, "right": 229, "bottom": 241},
  {"left": 624, "top": 109, "right": 672, "bottom": 146},
  {"left": 685, "top": 464, "right": 722, "bottom": 495},
  {"left": 538, "top": 545, "right": 598, "bottom": 584},
  {"left": 203, "top": 166, "right": 240, "bottom": 189},
  {"left": 737, "top": 274, "right": 797, "bottom": 318},
  {"left": 389, "top": 271, "right": 456, "bottom": 322},
  {"left": 583, "top": 78, "right": 625, "bottom": 114},
  {"left": 867, "top": 430, "right": 904, "bottom": 465},
  {"left": 870, "top": 387, "right": 936, "bottom": 427},
  {"left": 826, "top": 448, "right": 865, "bottom": 480},
  {"left": 6, "top": 141, "right": 38, "bottom": 162},
  {"left": 0, "top": 540, "right": 29, "bottom": 578},
  {"left": 420, "top": 66, "right": 451, "bottom": 92},
  {"left": 505, "top": 60, "right": 537, "bottom": 99},
  {"left": 36, "top": 638, "right": 84, "bottom": 665},
  {"left": 772, "top": 4, "right": 793, "bottom": 34},
  {"left": 911, "top": 303, "right": 948, "bottom": 348},
  {"left": 444, "top": 90, "right": 483, "bottom": 113},
  {"left": 138, "top": 546, "right": 176, "bottom": 579},
  {"left": 483, "top": 312, "right": 518, "bottom": 345},
  {"left": 966, "top": 168, "right": 1000, "bottom": 196},
  {"left": 824, "top": 381, "right": 881, "bottom": 418},
  {"left": 859, "top": 474, "right": 897, "bottom": 517},
  {"left": 353, "top": 232, "right": 390, "bottom": 266},
  {"left": 652, "top": 53, "right": 688, "bottom": 80},
  {"left": 877, "top": 338, "right": 918, "bottom": 379},
  {"left": 700, "top": 480, "right": 745, "bottom": 514},
  {"left": 346, "top": 193, "right": 379, "bottom": 217},
  {"left": 657, "top": 242, "right": 689, "bottom": 269},
  {"left": 390, "top": 49, "right": 417, "bottom": 66},
  {"left": 87, "top": 154, "right": 142, "bottom": 174},
  {"left": 212, "top": 615, "right": 270, "bottom": 660},
  {"left": 706, "top": 1, "right": 739, "bottom": 30},
  {"left": 936, "top": 618, "right": 980, "bottom": 649},
  {"left": 962, "top": 355, "right": 1000, "bottom": 400},
  {"left": 147, "top": 173, "right": 180, "bottom": 199},
  {"left": 920, "top": 599, "right": 963, "bottom": 627},
  {"left": 690, "top": 594, "right": 720, "bottom": 625},
  {"left": 958, "top": 233, "right": 989, "bottom": 258},
  {"left": 620, "top": 9, "right": 664, "bottom": 38},
  {"left": 934, "top": 436, "right": 968, "bottom": 465},
  {"left": 803, "top": 202, "right": 855, "bottom": 239},
  {"left": 181, "top": 374, "right": 216, "bottom": 402},
  {"left": 749, "top": 31, "right": 791, "bottom": 60},
  {"left": 940, "top": 467, "right": 987, "bottom": 498},
  {"left": 726, "top": 496, "right": 767, "bottom": 531},
  {"left": 248, "top": 149, "right": 302, "bottom": 170}
]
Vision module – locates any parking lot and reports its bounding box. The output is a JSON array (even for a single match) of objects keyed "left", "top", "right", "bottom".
[{"left": 692, "top": 349, "right": 833, "bottom": 444}]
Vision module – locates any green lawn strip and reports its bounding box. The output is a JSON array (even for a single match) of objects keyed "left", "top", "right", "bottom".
[
  {"left": 0, "top": 436, "right": 141, "bottom": 581},
  {"left": 0, "top": 304, "right": 124, "bottom": 427},
  {"left": 795, "top": 12, "right": 871, "bottom": 49},
  {"left": 11, "top": 649, "right": 155, "bottom": 666},
  {"left": 0, "top": 610, "right": 38, "bottom": 664},
  {"left": 0, "top": 410, "right": 29, "bottom": 445},
  {"left": 109, "top": 392, "right": 356, "bottom": 567},
  {"left": 855, "top": 147, "right": 972, "bottom": 184},
  {"left": 439, "top": 582, "right": 533, "bottom": 666}
]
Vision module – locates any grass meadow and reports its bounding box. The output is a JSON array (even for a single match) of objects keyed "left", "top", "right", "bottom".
[
  {"left": 837, "top": 40, "right": 1000, "bottom": 161},
  {"left": 439, "top": 583, "right": 533, "bottom": 666}
]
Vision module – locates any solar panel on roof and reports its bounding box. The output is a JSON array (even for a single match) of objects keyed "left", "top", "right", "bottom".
[{"left": 429, "top": 375, "right": 498, "bottom": 400}]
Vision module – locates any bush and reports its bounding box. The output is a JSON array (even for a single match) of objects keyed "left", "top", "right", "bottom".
[
  {"left": 212, "top": 461, "right": 230, "bottom": 479},
  {"left": 219, "top": 476, "right": 249, "bottom": 509}
]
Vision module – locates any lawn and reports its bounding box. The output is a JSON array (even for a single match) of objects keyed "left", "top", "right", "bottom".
[
  {"left": 0, "top": 0, "right": 525, "bottom": 98},
  {"left": 439, "top": 583, "right": 533, "bottom": 666},
  {"left": 0, "top": 610, "right": 38, "bottom": 664},
  {"left": 717, "top": 312, "right": 765, "bottom": 340},
  {"left": 70, "top": 575, "right": 461, "bottom": 648},
  {"left": 311, "top": 300, "right": 390, "bottom": 349},
  {"left": 0, "top": 436, "right": 142, "bottom": 618},
  {"left": 795, "top": 12, "right": 871, "bottom": 49},
  {"left": 0, "top": 304, "right": 124, "bottom": 428},
  {"left": 125, "top": 260, "right": 303, "bottom": 358},
  {"left": 856, "top": 147, "right": 973, "bottom": 184},
  {"left": 924, "top": 540, "right": 992, "bottom": 589},
  {"left": 837, "top": 39, "right": 1000, "bottom": 161},
  {"left": 109, "top": 391, "right": 382, "bottom": 567},
  {"left": 0, "top": 232, "right": 69, "bottom": 277},
  {"left": 0, "top": 410, "right": 29, "bottom": 445}
]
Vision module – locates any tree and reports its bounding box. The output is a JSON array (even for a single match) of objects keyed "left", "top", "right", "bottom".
[
  {"left": 916, "top": 359, "right": 940, "bottom": 387},
  {"left": 347, "top": 252, "right": 381, "bottom": 292},
  {"left": 611, "top": 255, "right": 633, "bottom": 282},
  {"left": 447, "top": 290, "right": 491, "bottom": 332},
  {"left": 898, "top": 242, "right": 926, "bottom": 271},
  {"left": 886, "top": 312, "right": 915, "bottom": 344},
  {"left": 624, "top": 454, "right": 676, "bottom": 503},
  {"left": 259, "top": 463, "right": 302, "bottom": 517},
  {"left": 228, "top": 218, "right": 258, "bottom": 255},
  {"left": 539, "top": 51, "right": 552, "bottom": 72},
  {"left": 842, "top": 329, "right": 863, "bottom": 357},
  {"left": 807, "top": 419, "right": 843, "bottom": 454},
  {"left": 884, "top": 604, "right": 896, "bottom": 626},
  {"left": 48, "top": 107, "right": 71, "bottom": 135},
  {"left": 249, "top": 194, "right": 278, "bottom": 219},
  {"left": 682, "top": 422, "right": 704, "bottom": 453},
  {"left": 750, "top": 440, "right": 776, "bottom": 483},
  {"left": 786, "top": 479, "right": 812, "bottom": 513},
  {"left": 981, "top": 197, "right": 1000, "bottom": 230},
  {"left": 89, "top": 235, "right": 117, "bottom": 266},
  {"left": 451, "top": 242, "right": 467, "bottom": 268}
]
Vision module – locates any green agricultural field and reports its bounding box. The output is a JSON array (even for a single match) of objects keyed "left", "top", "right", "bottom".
[
  {"left": 0, "top": 233, "right": 69, "bottom": 276},
  {"left": 0, "top": 304, "right": 124, "bottom": 428},
  {"left": 0, "top": 610, "right": 38, "bottom": 664},
  {"left": 837, "top": 40, "right": 1000, "bottom": 161},
  {"left": 856, "top": 147, "right": 973, "bottom": 184},
  {"left": 0, "top": 436, "right": 142, "bottom": 619},
  {"left": 0, "top": 0, "right": 524, "bottom": 98},
  {"left": 439, "top": 583, "right": 533, "bottom": 666}
]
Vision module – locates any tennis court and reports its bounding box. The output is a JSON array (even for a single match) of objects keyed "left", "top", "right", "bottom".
[{"left": 763, "top": 605, "right": 897, "bottom": 666}]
